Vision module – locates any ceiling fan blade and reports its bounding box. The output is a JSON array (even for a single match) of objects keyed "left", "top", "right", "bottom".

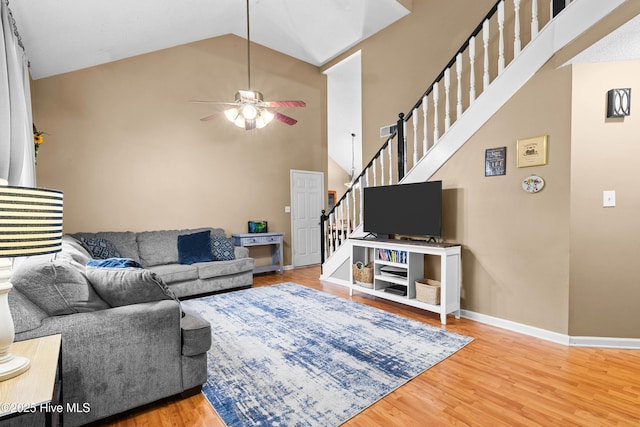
[
  {"left": 262, "top": 100, "right": 306, "bottom": 108},
  {"left": 200, "top": 111, "right": 226, "bottom": 122},
  {"left": 190, "top": 100, "right": 238, "bottom": 106},
  {"left": 274, "top": 111, "right": 298, "bottom": 126}
]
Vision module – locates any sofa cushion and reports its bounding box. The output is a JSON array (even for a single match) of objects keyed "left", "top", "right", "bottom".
[
  {"left": 61, "top": 236, "right": 93, "bottom": 265},
  {"left": 181, "top": 308, "right": 212, "bottom": 356},
  {"left": 86, "top": 267, "right": 177, "bottom": 307},
  {"left": 178, "top": 230, "right": 214, "bottom": 265},
  {"left": 71, "top": 232, "right": 141, "bottom": 263},
  {"left": 211, "top": 234, "right": 235, "bottom": 261},
  {"left": 147, "top": 264, "right": 199, "bottom": 284},
  {"left": 197, "top": 257, "right": 255, "bottom": 280},
  {"left": 11, "top": 254, "right": 110, "bottom": 316},
  {"left": 137, "top": 228, "right": 225, "bottom": 267},
  {"left": 80, "top": 237, "right": 122, "bottom": 259}
]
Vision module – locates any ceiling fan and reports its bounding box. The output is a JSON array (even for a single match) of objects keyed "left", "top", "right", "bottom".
[{"left": 191, "top": 0, "right": 306, "bottom": 130}]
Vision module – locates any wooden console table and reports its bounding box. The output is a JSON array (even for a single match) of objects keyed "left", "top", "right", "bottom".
[
  {"left": 232, "top": 232, "right": 284, "bottom": 274},
  {"left": 0, "top": 334, "right": 62, "bottom": 427}
]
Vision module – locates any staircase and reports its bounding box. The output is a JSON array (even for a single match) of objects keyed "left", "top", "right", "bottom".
[{"left": 321, "top": 0, "right": 628, "bottom": 282}]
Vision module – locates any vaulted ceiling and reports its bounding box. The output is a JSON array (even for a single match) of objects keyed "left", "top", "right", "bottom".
[{"left": 9, "top": 0, "right": 410, "bottom": 80}]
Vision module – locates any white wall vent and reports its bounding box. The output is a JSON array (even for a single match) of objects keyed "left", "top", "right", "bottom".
[{"left": 379, "top": 124, "right": 397, "bottom": 138}]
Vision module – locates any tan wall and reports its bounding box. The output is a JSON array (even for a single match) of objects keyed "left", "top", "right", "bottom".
[
  {"left": 327, "top": 156, "right": 350, "bottom": 205},
  {"left": 431, "top": 64, "right": 572, "bottom": 334},
  {"left": 32, "top": 35, "right": 326, "bottom": 266},
  {"left": 569, "top": 60, "right": 640, "bottom": 337}
]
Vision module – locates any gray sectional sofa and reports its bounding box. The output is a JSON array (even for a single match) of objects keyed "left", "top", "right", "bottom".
[
  {"left": 7, "top": 236, "right": 213, "bottom": 427},
  {"left": 71, "top": 227, "right": 255, "bottom": 298},
  {"left": 6, "top": 227, "right": 254, "bottom": 426}
]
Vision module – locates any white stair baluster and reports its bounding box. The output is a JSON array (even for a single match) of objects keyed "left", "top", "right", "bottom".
[
  {"left": 514, "top": 0, "right": 522, "bottom": 56},
  {"left": 531, "top": 0, "right": 539, "bottom": 38},
  {"left": 497, "top": 1, "right": 505, "bottom": 74},
  {"left": 372, "top": 159, "right": 377, "bottom": 187},
  {"left": 388, "top": 142, "right": 393, "bottom": 185},
  {"left": 422, "top": 95, "right": 428, "bottom": 156},
  {"left": 433, "top": 82, "right": 440, "bottom": 143},
  {"left": 380, "top": 148, "right": 385, "bottom": 187},
  {"left": 549, "top": 0, "right": 553, "bottom": 21},
  {"left": 444, "top": 68, "right": 451, "bottom": 131},
  {"left": 469, "top": 36, "right": 476, "bottom": 103},
  {"left": 339, "top": 203, "right": 344, "bottom": 244},
  {"left": 359, "top": 174, "right": 365, "bottom": 225},
  {"left": 350, "top": 189, "right": 355, "bottom": 230},
  {"left": 483, "top": 19, "right": 490, "bottom": 91},
  {"left": 456, "top": 53, "right": 463, "bottom": 120},
  {"left": 412, "top": 108, "right": 419, "bottom": 166}
]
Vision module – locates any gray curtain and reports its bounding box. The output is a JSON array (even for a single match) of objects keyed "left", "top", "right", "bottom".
[{"left": 0, "top": 0, "right": 34, "bottom": 186}]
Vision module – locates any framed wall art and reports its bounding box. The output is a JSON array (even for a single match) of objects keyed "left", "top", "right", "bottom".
[
  {"left": 485, "top": 147, "right": 507, "bottom": 176},
  {"left": 517, "top": 135, "right": 547, "bottom": 168}
]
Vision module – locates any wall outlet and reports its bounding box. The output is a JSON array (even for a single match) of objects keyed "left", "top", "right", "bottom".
[
  {"left": 603, "top": 190, "right": 616, "bottom": 207},
  {"left": 285, "top": 206, "right": 291, "bottom": 213}
]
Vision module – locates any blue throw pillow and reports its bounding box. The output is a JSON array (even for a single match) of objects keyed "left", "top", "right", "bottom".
[
  {"left": 211, "top": 234, "right": 235, "bottom": 261},
  {"left": 81, "top": 237, "right": 122, "bottom": 260},
  {"left": 87, "top": 258, "right": 143, "bottom": 268},
  {"left": 178, "top": 230, "right": 214, "bottom": 265}
]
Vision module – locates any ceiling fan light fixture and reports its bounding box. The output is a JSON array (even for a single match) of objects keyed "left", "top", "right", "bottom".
[
  {"left": 255, "top": 109, "right": 274, "bottom": 128},
  {"left": 242, "top": 104, "right": 258, "bottom": 120}
]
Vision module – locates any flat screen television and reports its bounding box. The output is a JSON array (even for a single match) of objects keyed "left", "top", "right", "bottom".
[{"left": 363, "top": 181, "right": 442, "bottom": 238}]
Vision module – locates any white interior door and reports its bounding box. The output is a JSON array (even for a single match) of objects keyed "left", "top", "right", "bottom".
[{"left": 290, "top": 170, "right": 324, "bottom": 267}]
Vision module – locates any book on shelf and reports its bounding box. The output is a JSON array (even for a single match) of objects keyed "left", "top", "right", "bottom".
[{"left": 376, "top": 248, "right": 407, "bottom": 263}]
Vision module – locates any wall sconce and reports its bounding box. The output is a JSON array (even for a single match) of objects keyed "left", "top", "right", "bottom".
[{"left": 607, "top": 88, "right": 631, "bottom": 118}]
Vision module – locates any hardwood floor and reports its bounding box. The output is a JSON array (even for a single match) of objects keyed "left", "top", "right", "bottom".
[{"left": 101, "top": 266, "right": 640, "bottom": 427}]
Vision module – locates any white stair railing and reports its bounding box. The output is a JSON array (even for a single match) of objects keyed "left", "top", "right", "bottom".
[{"left": 321, "top": 0, "right": 575, "bottom": 265}]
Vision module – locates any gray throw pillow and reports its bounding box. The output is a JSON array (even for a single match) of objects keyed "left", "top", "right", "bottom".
[{"left": 86, "top": 267, "right": 178, "bottom": 307}]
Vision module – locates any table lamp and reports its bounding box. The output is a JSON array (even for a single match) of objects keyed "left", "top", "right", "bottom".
[{"left": 0, "top": 179, "right": 63, "bottom": 381}]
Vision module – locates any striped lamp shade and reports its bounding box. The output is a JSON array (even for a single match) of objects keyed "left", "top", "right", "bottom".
[{"left": 0, "top": 184, "right": 63, "bottom": 258}]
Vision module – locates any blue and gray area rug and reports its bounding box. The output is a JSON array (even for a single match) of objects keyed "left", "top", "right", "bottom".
[{"left": 182, "top": 282, "right": 472, "bottom": 427}]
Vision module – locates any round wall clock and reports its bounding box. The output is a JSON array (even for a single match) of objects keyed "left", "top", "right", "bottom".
[{"left": 522, "top": 175, "right": 544, "bottom": 193}]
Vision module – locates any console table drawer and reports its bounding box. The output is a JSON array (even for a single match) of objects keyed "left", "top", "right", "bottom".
[{"left": 238, "top": 235, "right": 282, "bottom": 245}]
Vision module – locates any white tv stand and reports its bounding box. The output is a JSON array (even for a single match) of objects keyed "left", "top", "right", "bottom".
[{"left": 349, "top": 238, "right": 461, "bottom": 324}]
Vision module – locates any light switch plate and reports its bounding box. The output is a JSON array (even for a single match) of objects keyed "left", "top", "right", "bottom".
[
  {"left": 285, "top": 206, "right": 291, "bottom": 213},
  {"left": 603, "top": 190, "right": 616, "bottom": 207}
]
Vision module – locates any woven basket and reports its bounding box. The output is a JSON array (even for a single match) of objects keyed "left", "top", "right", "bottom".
[
  {"left": 415, "top": 279, "right": 441, "bottom": 305},
  {"left": 352, "top": 262, "right": 373, "bottom": 287}
]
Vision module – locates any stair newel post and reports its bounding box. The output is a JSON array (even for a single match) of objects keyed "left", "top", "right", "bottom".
[
  {"left": 320, "top": 209, "right": 327, "bottom": 266},
  {"left": 397, "top": 113, "right": 406, "bottom": 181}
]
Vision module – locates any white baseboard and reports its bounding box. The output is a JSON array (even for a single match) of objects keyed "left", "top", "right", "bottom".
[{"left": 461, "top": 310, "right": 640, "bottom": 349}]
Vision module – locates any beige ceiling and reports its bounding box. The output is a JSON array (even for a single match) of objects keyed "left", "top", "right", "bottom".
[{"left": 9, "top": 0, "right": 410, "bottom": 80}]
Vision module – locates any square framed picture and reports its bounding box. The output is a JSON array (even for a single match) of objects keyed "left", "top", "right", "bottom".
[
  {"left": 517, "top": 135, "right": 547, "bottom": 168},
  {"left": 485, "top": 147, "right": 506, "bottom": 176}
]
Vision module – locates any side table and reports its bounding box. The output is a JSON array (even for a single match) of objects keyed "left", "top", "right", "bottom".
[
  {"left": 0, "top": 334, "right": 62, "bottom": 427},
  {"left": 232, "top": 232, "right": 284, "bottom": 274}
]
